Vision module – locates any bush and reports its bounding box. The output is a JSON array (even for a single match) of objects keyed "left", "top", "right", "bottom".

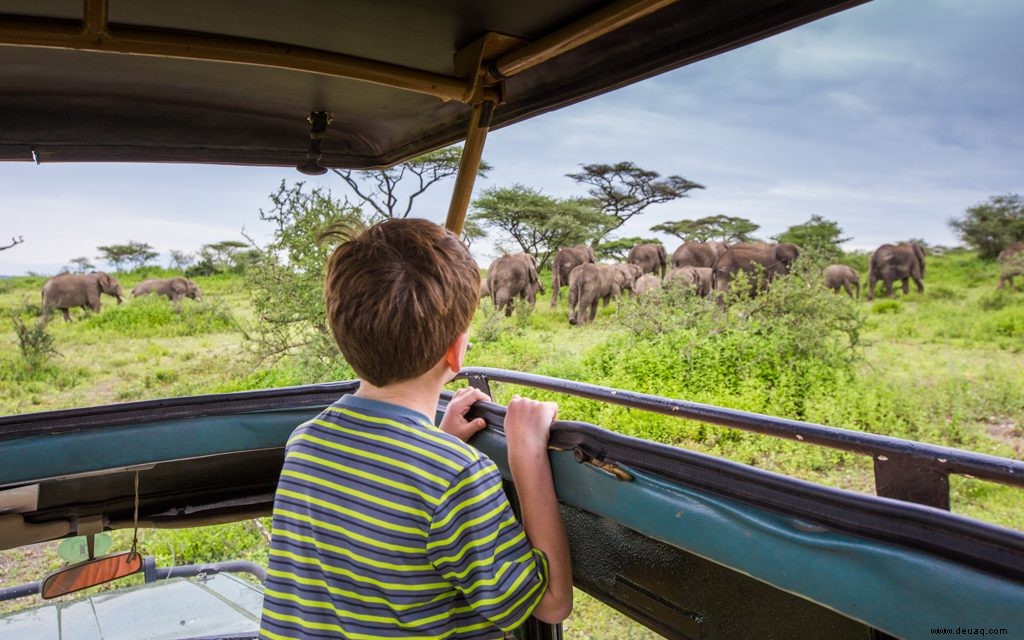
[{"left": 10, "top": 314, "right": 60, "bottom": 372}]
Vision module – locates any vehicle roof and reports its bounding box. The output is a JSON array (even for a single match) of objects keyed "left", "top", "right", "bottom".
[{"left": 0, "top": 0, "right": 867, "bottom": 168}]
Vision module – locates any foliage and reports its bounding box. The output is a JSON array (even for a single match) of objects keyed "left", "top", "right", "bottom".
[
  {"left": 566, "top": 161, "right": 704, "bottom": 235},
  {"left": 595, "top": 236, "right": 661, "bottom": 262},
  {"left": 242, "top": 181, "right": 360, "bottom": 377},
  {"left": 97, "top": 240, "right": 158, "bottom": 271},
  {"left": 72, "top": 295, "right": 237, "bottom": 338},
  {"left": 186, "top": 240, "right": 255, "bottom": 276},
  {"left": 332, "top": 146, "right": 491, "bottom": 222},
  {"left": 67, "top": 256, "right": 95, "bottom": 273},
  {"left": 470, "top": 184, "right": 610, "bottom": 271},
  {"left": 460, "top": 217, "right": 488, "bottom": 248},
  {"left": 651, "top": 214, "right": 759, "bottom": 243},
  {"left": 10, "top": 313, "right": 60, "bottom": 372},
  {"left": 773, "top": 215, "right": 850, "bottom": 261},
  {"left": 168, "top": 249, "right": 196, "bottom": 271},
  {"left": 949, "top": 193, "right": 1024, "bottom": 259}
]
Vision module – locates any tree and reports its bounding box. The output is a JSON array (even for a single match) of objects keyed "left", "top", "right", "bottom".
[
  {"left": 169, "top": 250, "right": 196, "bottom": 271},
  {"left": 332, "top": 146, "right": 491, "bottom": 222},
  {"left": 1, "top": 236, "right": 23, "bottom": 251},
  {"left": 96, "top": 241, "right": 157, "bottom": 271},
  {"left": 460, "top": 218, "right": 487, "bottom": 249},
  {"left": 243, "top": 181, "right": 363, "bottom": 372},
  {"left": 470, "top": 185, "right": 610, "bottom": 271},
  {"left": 651, "top": 215, "right": 760, "bottom": 243},
  {"left": 595, "top": 236, "right": 661, "bottom": 262},
  {"left": 566, "top": 162, "right": 704, "bottom": 235},
  {"left": 773, "top": 215, "right": 850, "bottom": 261},
  {"left": 68, "top": 257, "right": 95, "bottom": 273},
  {"left": 949, "top": 194, "right": 1024, "bottom": 259}
]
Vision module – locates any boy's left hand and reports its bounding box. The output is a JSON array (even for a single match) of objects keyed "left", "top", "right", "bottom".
[{"left": 439, "top": 387, "right": 491, "bottom": 442}]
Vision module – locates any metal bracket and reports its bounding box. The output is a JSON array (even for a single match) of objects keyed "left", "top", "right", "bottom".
[
  {"left": 873, "top": 455, "right": 950, "bottom": 510},
  {"left": 296, "top": 111, "right": 333, "bottom": 175}
]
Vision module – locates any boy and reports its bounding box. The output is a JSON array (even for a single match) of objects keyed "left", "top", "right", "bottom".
[{"left": 259, "top": 218, "right": 572, "bottom": 639}]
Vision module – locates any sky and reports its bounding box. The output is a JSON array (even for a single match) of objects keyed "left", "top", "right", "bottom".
[{"left": 2, "top": 0, "right": 1023, "bottom": 275}]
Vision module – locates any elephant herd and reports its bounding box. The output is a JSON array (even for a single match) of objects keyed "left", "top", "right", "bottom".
[
  {"left": 40, "top": 273, "right": 202, "bottom": 322},
  {"left": 482, "top": 236, "right": 1022, "bottom": 326}
]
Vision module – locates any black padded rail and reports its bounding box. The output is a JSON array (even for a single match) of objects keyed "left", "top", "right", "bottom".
[
  {"left": 458, "top": 367, "right": 1024, "bottom": 513},
  {"left": 0, "top": 381, "right": 358, "bottom": 441}
]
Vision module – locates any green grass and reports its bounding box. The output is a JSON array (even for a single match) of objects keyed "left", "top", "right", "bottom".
[{"left": 1, "top": 255, "right": 1022, "bottom": 634}]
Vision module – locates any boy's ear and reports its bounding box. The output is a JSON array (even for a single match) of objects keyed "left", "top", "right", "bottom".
[{"left": 443, "top": 332, "right": 469, "bottom": 373}]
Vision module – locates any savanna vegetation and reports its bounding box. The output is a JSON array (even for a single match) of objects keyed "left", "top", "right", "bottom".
[{"left": 2, "top": 176, "right": 1022, "bottom": 636}]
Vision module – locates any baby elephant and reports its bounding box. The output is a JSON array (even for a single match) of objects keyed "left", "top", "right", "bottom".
[
  {"left": 132, "top": 276, "right": 202, "bottom": 309},
  {"left": 823, "top": 264, "right": 860, "bottom": 298}
]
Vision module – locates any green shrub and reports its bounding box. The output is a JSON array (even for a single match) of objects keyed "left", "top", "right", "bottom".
[
  {"left": 73, "top": 297, "right": 238, "bottom": 338},
  {"left": 871, "top": 299, "right": 902, "bottom": 314},
  {"left": 10, "top": 314, "right": 60, "bottom": 372}
]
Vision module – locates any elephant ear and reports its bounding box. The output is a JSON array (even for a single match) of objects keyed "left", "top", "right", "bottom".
[{"left": 776, "top": 243, "right": 799, "bottom": 266}]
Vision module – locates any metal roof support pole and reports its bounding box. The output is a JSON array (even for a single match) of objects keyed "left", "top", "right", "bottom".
[{"left": 444, "top": 101, "right": 495, "bottom": 235}]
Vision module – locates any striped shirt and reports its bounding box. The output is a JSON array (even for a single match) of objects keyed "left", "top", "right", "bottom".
[{"left": 259, "top": 394, "right": 548, "bottom": 640}]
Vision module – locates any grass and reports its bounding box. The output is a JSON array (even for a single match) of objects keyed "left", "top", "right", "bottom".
[{"left": 0, "top": 253, "right": 1022, "bottom": 634}]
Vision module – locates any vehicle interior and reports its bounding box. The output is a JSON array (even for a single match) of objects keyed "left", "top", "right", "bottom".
[{"left": 1, "top": 1, "right": 1022, "bottom": 639}]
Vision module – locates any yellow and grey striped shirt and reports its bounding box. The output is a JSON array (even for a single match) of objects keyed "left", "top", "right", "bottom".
[{"left": 259, "top": 394, "right": 548, "bottom": 640}]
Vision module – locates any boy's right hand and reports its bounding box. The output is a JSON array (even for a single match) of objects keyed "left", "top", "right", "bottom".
[{"left": 504, "top": 395, "right": 558, "bottom": 451}]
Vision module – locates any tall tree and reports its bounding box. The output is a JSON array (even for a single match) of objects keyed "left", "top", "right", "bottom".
[
  {"left": 773, "top": 215, "right": 850, "bottom": 260},
  {"left": 332, "top": 146, "right": 491, "bottom": 222},
  {"left": 566, "top": 162, "right": 704, "bottom": 235},
  {"left": 949, "top": 193, "right": 1024, "bottom": 259},
  {"left": 68, "top": 257, "right": 95, "bottom": 273},
  {"left": 97, "top": 241, "right": 157, "bottom": 271},
  {"left": 595, "top": 236, "right": 661, "bottom": 262},
  {"left": 169, "top": 250, "right": 196, "bottom": 271},
  {"left": 470, "top": 185, "right": 610, "bottom": 271},
  {"left": 652, "top": 215, "right": 759, "bottom": 243}
]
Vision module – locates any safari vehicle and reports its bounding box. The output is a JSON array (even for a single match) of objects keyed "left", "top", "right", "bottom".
[{"left": 1, "top": 1, "right": 1022, "bottom": 639}]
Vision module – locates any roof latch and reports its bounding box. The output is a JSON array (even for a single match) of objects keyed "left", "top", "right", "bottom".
[{"left": 296, "top": 111, "right": 333, "bottom": 175}]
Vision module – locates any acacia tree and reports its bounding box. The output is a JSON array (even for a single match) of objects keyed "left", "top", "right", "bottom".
[
  {"left": 651, "top": 215, "right": 759, "bottom": 243},
  {"left": 470, "top": 184, "right": 610, "bottom": 271},
  {"left": 596, "top": 236, "right": 661, "bottom": 262},
  {"left": 96, "top": 241, "right": 157, "bottom": 271},
  {"left": 68, "top": 257, "right": 95, "bottom": 273},
  {"left": 566, "top": 162, "right": 704, "bottom": 236},
  {"left": 169, "top": 250, "right": 196, "bottom": 271},
  {"left": 773, "top": 215, "right": 850, "bottom": 261},
  {"left": 332, "top": 146, "right": 491, "bottom": 222},
  {"left": 949, "top": 193, "right": 1024, "bottom": 259}
]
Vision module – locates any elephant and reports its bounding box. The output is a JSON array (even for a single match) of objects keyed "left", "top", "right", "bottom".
[
  {"left": 634, "top": 273, "right": 661, "bottom": 295},
  {"left": 487, "top": 253, "right": 543, "bottom": 316},
  {"left": 41, "top": 271, "right": 124, "bottom": 322},
  {"left": 670, "top": 241, "right": 728, "bottom": 269},
  {"left": 823, "top": 264, "right": 860, "bottom": 298},
  {"left": 866, "top": 243, "right": 925, "bottom": 300},
  {"left": 997, "top": 243, "right": 1024, "bottom": 290},
  {"left": 609, "top": 263, "right": 644, "bottom": 296},
  {"left": 568, "top": 263, "right": 624, "bottom": 325},
  {"left": 712, "top": 243, "right": 799, "bottom": 297},
  {"left": 627, "top": 243, "right": 667, "bottom": 278},
  {"left": 664, "top": 266, "right": 713, "bottom": 297},
  {"left": 480, "top": 276, "right": 491, "bottom": 299},
  {"left": 132, "top": 276, "right": 202, "bottom": 308},
  {"left": 550, "top": 244, "right": 597, "bottom": 307}
]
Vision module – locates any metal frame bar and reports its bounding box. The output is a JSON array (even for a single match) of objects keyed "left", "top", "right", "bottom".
[
  {"left": 444, "top": 101, "right": 495, "bottom": 234},
  {"left": 458, "top": 367, "right": 1024, "bottom": 510}
]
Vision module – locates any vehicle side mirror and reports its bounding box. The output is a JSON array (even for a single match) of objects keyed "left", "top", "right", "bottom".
[{"left": 40, "top": 551, "right": 143, "bottom": 599}]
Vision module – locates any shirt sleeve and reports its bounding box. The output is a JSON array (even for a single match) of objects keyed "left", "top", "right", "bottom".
[{"left": 426, "top": 458, "right": 549, "bottom": 631}]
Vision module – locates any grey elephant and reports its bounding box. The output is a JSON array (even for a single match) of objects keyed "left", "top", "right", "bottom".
[
  {"left": 712, "top": 243, "right": 799, "bottom": 297},
  {"left": 664, "top": 266, "right": 713, "bottom": 297},
  {"left": 823, "top": 264, "right": 860, "bottom": 298},
  {"left": 997, "top": 242, "right": 1024, "bottom": 290},
  {"left": 610, "top": 263, "right": 643, "bottom": 296},
  {"left": 627, "top": 243, "right": 667, "bottom": 278},
  {"left": 866, "top": 243, "right": 925, "bottom": 300},
  {"left": 671, "top": 241, "right": 728, "bottom": 269},
  {"left": 568, "top": 263, "right": 624, "bottom": 325},
  {"left": 634, "top": 273, "right": 661, "bottom": 295},
  {"left": 550, "top": 244, "right": 597, "bottom": 307},
  {"left": 41, "top": 272, "right": 124, "bottom": 322},
  {"left": 487, "top": 253, "right": 543, "bottom": 316},
  {"left": 132, "top": 276, "right": 202, "bottom": 308}
]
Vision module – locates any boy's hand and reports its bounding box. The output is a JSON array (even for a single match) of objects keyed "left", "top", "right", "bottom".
[
  {"left": 504, "top": 395, "right": 558, "bottom": 452},
  {"left": 439, "top": 387, "right": 491, "bottom": 442}
]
